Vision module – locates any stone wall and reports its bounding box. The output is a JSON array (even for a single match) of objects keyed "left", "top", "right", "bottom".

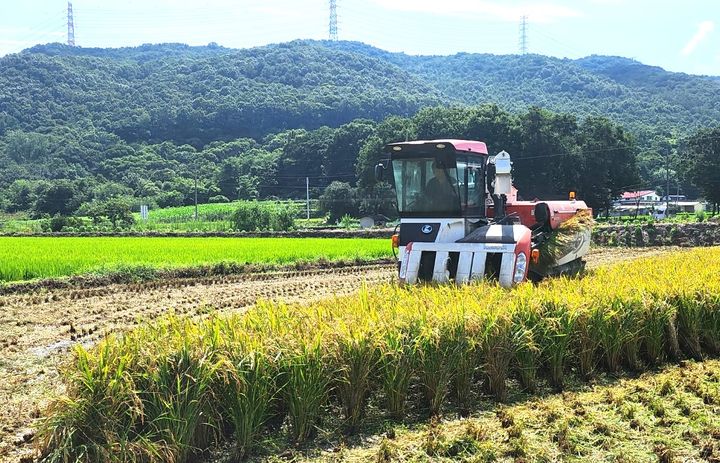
[{"left": 592, "top": 223, "right": 720, "bottom": 247}]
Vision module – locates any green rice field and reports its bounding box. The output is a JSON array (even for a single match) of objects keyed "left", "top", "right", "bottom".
[{"left": 0, "top": 237, "right": 391, "bottom": 282}]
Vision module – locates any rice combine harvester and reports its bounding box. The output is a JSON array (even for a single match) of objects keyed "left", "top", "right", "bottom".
[{"left": 375, "top": 140, "right": 593, "bottom": 288}]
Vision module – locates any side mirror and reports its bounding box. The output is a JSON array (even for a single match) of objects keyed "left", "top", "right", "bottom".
[{"left": 374, "top": 163, "right": 385, "bottom": 181}]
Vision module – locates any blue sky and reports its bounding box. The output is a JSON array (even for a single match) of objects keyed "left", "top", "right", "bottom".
[{"left": 1, "top": 0, "right": 718, "bottom": 76}]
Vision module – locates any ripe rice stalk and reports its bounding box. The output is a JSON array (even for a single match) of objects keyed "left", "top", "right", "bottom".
[
  {"left": 641, "top": 299, "right": 674, "bottom": 365},
  {"left": 280, "top": 336, "right": 330, "bottom": 443},
  {"left": 674, "top": 293, "right": 704, "bottom": 360},
  {"left": 377, "top": 325, "right": 417, "bottom": 421},
  {"left": 332, "top": 326, "right": 378, "bottom": 431},
  {"left": 478, "top": 311, "right": 513, "bottom": 402},
  {"left": 594, "top": 296, "right": 637, "bottom": 373},
  {"left": 571, "top": 308, "right": 601, "bottom": 379},
  {"left": 538, "top": 294, "right": 576, "bottom": 389},
  {"left": 510, "top": 293, "right": 542, "bottom": 392},
  {"left": 621, "top": 297, "right": 644, "bottom": 371},
  {"left": 698, "top": 292, "right": 720, "bottom": 355},
  {"left": 415, "top": 324, "right": 453, "bottom": 415},
  {"left": 664, "top": 313, "right": 683, "bottom": 361},
  {"left": 143, "top": 342, "right": 220, "bottom": 463},
  {"left": 448, "top": 315, "right": 479, "bottom": 415},
  {"left": 38, "top": 341, "right": 146, "bottom": 463},
  {"left": 224, "top": 343, "right": 276, "bottom": 461}
]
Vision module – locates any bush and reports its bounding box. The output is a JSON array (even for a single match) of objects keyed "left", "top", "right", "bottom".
[
  {"left": 339, "top": 214, "right": 356, "bottom": 229},
  {"left": 80, "top": 197, "right": 136, "bottom": 230},
  {"left": 230, "top": 202, "right": 295, "bottom": 232},
  {"left": 319, "top": 182, "right": 358, "bottom": 224},
  {"left": 209, "top": 195, "right": 230, "bottom": 203},
  {"left": 45, "top": 215, "right": 84, "bottom": 232}
]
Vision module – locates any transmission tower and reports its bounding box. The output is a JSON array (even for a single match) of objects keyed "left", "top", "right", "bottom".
[
  {"left": 329, "top": 0, "right": 338, "bottom": 41},
  {"left": 519, "top": 15, "right": 528, "bottom": 54},
  {"left": 67, "top": 2, "right": 76, "bottom": 46}
]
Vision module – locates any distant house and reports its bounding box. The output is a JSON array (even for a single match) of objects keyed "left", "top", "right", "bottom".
[
  {"left": 652, "top": 201, "right": 705, "bottom": 218},
  {"left": 614, "top": 189, "right": 704, "bottom": 218},
  {"left": 619, "top": 190, "right": 660, "bottom": 204},
  {"left": 660, "top": 194, "right": 687, "bottom": 202}
]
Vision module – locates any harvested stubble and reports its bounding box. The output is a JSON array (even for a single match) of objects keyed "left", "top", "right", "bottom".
[{"left": 39, "top": 248, "right": 720, "bottom": 462}]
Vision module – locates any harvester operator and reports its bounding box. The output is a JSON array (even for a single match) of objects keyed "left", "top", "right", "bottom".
[{"left": 425, "top": 160, "right": 459, "bottom": 212}]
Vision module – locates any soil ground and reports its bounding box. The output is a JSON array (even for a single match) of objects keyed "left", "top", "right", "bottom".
[{"left": 0, "top": 246, "right": 681, "bottom": 462}]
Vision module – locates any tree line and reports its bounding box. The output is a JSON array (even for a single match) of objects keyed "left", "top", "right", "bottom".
[{"left": 1, "top": 104, "right": 718, "bottom": 221}]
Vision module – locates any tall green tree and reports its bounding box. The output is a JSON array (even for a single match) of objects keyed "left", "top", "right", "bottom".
[
  {"left": 684, "top": 126, "right": 720, "bottom": 213},
  {"left": 324, "top": 119, "right": 376, "bottom": 182},
  {"left": 34, "top": 180, "right": 80, "bottom": 216},
  {"left": 319, "top": 181, "right": 358, "bottom": 223},
  {"left": 569, "top": 117, "right": 640, "bottom": 214}
]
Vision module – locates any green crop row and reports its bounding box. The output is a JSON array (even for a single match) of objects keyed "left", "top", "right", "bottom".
[
  {"left": 39, "top": 248, "right": 720, "bottom": 462},
  {"left": 134, "top": 200, "right": 313, "bottom": 224},
  {"left": 0, "top": 237, "right": 391, "bottom": 282}
]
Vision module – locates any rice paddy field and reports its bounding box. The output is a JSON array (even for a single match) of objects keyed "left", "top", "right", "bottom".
[
  {"left": 0, "top": 237, "right": 391, "bottom": 282},
  {"left": 33, "top": 247, "right": 720, "bottom": 463}
]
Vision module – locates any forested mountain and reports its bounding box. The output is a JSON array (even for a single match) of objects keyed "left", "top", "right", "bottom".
[
  {"left": 2, "top": 40, "right": 719, "bottom": 145},
  {"left": 0, "top": 40, "right": 718, "bottom": 219},
  {"left": 326, "top": 42, "right": 720, "bottom": 140},
  {"left": 0, "top": 41, "right": 440, "bottom": 145}
]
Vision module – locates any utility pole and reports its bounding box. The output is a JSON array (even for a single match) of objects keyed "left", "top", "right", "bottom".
[
  {"left": 519, "top": 15, "right": 528, "bottom": 55},
  {"left": 67, "top": 2, "right": 76, "bottom": 46},
  {"left": 194, "top": 174, "right": 199, "bottom": 221},
  {"left": 665, "top": 147, "right": 670, "bottom": 215},
  {"left": 329, "top": 0, "right": 338, "bottom": 41},
  {"left": 306, "top": 177, "right": 310, "bottom": 220}
]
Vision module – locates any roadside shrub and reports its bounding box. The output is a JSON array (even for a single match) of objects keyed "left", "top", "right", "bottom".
[
  {"left": 230, "top": 202, "right": 295, "bottom": 231},
  {"left": 209, "top": 195, "right": 230, "bottom": 203},
  {"left": 44, "top": 215, "right": 84, "bottom": 232},
  {"left": 319, "top": 181, "right": 358, "bottom": 224}
]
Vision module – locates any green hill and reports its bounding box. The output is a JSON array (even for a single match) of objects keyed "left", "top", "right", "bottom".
[
  {"left": 0, "top": 40, "right": 717, "bottom": 216},
  {"left": 324, "top": 42, "right": 720, "bottom": 138},
  {"left": 2, "top": 40, "right": 719, "bottom": 145},
  {"left": 0, "top": 41, "right": 441, "bottom": 145}
]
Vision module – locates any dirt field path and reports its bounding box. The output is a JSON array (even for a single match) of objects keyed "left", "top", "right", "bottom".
[{"left": 0, "top": 247, "right": 680, "bottom": 462}]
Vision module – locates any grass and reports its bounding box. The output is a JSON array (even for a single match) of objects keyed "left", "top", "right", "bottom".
[
  {"left": 38, "top": 247, "right": 720, "bottom": 462},
  {"left": 0, "top": 237, "right": 391, "bottom": 282}
]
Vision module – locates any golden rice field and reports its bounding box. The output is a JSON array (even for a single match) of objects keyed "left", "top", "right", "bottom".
[{"left": 39, "top": 248, "right": 720, "bottom": 462}]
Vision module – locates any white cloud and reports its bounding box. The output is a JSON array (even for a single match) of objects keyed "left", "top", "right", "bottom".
[
  {"left": 681, "top": 20, "right": 714, "bottom": 56},
  {"left": 368, "top": 0, "right": 581, "bottom": 23}
]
